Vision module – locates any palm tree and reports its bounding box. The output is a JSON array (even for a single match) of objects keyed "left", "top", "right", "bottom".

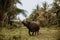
[
  {"left": 41, "top": 2, "right": 55, "bottom": 27},
  {"left": 32, "top": 4, "right": 40, "bottom": 21},
  {"left": 51, "top": 1, "right": 60, "bottom": 26},
  {"left": 42, "top": 2, "right": 49, "bottom": 11},
  {"left": 0, "top": 0, "right": 26, "bottom": 26}
]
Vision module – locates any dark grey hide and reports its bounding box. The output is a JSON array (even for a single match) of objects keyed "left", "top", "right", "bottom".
[{"left": 22, "top": 20, "right": 40, "bottom": 36}]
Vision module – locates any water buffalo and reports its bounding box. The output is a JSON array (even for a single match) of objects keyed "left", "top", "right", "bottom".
[{"left": 22, "top": 20, "right": 40, "bottom": 36}]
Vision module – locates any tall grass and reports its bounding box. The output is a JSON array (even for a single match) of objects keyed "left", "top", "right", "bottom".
[{"left": 0, "top": 25, "right": 60, "bottom": 40}]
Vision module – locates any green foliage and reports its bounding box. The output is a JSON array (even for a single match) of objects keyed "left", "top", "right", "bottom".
[
  {"left": 0, "top": 0, "right": 27, "bottom": 27},
  {"left": 27, "top": 1, "right": 58, "bottom": 27},
  {"left": 51, "top": 0, "right": 60, "bottom": 26},
  {"left": 42, "top": 2, "right": 48, "bottom": 11}
]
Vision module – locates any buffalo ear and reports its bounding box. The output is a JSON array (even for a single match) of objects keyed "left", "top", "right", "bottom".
[
  {"left": 21, "top": 21, "right": 23, "bottom": 24},
  {"left": 22, "top": 20, "right": 27, "bottom": 24},
  {"left": 26, "top": 21, "right": 30, "bottom": 24}
]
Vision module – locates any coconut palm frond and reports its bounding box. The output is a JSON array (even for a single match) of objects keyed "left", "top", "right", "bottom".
[
  {"left": 15, "top": 8, "right": 27, "bottom": 17},
  {"left": 17, "top": 0, "right": 22, "bottom": 5}
]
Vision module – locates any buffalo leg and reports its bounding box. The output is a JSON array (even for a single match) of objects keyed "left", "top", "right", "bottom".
[
  {"left": 29, "top": 30, "right": 31, "bottom": 35},
  {"left": 35, "top": 31, "right": 37, "bottom": 35},
  {"left": 37, "top": 30, "right": 39, "bottom": 35},
  {"left": 32, "top": 32, "right": 34, "bottom": 36}
]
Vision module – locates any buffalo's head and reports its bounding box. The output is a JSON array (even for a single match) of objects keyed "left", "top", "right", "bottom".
[{"left": 22, "top": 20, "right": 30, "bottom": 27}]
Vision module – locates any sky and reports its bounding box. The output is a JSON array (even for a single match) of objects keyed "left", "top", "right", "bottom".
[{"left": 16, "top": 0, "right": 53, "bottom": 21}]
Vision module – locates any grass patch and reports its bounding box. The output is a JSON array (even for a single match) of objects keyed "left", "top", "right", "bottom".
[{"left": 0, "top": 25, "right": 60, "bottom": 40}]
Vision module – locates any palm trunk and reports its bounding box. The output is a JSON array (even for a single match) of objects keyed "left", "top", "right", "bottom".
[{"left": 1, "top": 12, "right": 8, "bottom": 27}]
